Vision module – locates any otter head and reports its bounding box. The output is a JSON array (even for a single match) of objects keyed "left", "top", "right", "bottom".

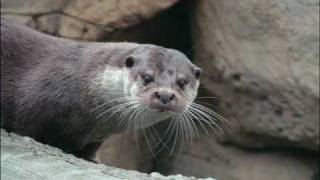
[
  {"left": 94, "top": 44, "right": 202, "bottom": 130},
  {"left": 122, "top": 45, "right": 202, "bottom": 127}
]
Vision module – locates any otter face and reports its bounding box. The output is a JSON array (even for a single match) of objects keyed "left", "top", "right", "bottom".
[
  {"left": 92, "top": 45, "right": 204, "bottom": 130},
  {"left": 90, "top": 44, "right": 225, "bottom": 142},
  {"left": 122, "top": 46, "right": 202, "bottom": 114}
]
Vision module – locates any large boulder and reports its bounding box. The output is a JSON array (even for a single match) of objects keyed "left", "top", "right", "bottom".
[
  {"left": 155, "top": 133, "right": 317, "bottom": 180},
  {"left": 0, "top": 129, "right": 211, "bottom": 180},
  {"left": 191, "top": 0, "right": 319, "bottom": 151},
  {"left": 1, "top": 0, "right": 179, "bottom": 40}
]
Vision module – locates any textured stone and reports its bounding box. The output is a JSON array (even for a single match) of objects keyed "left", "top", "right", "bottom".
[
  {"left": 0, "top": 14, "right": 36, "bottom": 28},
  {"left": 1, "top": 129, "right": 203, "bottom": 180},
  {"left": 191, "top": 0, "right": 319, "bottom": 151},
  {"left": 1, "top": 0, "right": 67, "bottom": 14},
  {"left": 1, "top": 0, "right": 179, "bottom": 40},
  {"left": 96, "top": 132, "right": 153, "bottom": 172},
  {"left": 156, "top": 134, "right": 317, "bottom": 180}
]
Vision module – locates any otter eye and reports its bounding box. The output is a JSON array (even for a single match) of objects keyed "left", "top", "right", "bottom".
[
  {"left": 125, "top": 56, "right": 134, "bottom": 68},
  {"left": 195, "top": 69, "right": 202, "bottom": 79},
  {"left": 177, "top": 79, "right": 188, "bottom": 89},
  {"left": 142, "top": 74, "right": 154, "bottom": 85}
]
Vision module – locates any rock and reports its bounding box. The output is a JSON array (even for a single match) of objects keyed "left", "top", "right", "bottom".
[
  {"left": 0, "top": 14, "right": 36, "bottom": 27},
  {"left": 191, "top": 0, "right": 319, "bottom": 151},
  {"left": 0, "top": 129, "right": 210, "bottom": 180},
  {"left": 96, "top": 132, "right": 153, "bottom": 172},
  {"left": 1, "top": 0, "right": 66, "bottom": 14},
  {"left": 1, "top": 0, "right": 179, "bottom": 40},
  {"left": 36, "top": 14, "right": 108, "bottom": 39},
  {"left": 156, "top": 133, "right": 317, "bottom": 180}
]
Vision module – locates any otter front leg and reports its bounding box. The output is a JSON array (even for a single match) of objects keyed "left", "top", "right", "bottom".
[{"left": 74, "top": 142, "right": 103, "bottom": 163}]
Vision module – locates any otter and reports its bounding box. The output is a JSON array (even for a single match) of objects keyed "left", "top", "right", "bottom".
[{"left": 0, "top": 19, "right": 203, "bottom": 160}]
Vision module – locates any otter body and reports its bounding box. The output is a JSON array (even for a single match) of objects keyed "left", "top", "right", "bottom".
[{"left": 1, "top": 20, "right": 202, "bottom": 160}]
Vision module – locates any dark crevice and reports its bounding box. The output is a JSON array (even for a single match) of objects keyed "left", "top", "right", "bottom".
[
  {"left": 274, "top": 108, "right": 283, "bottom": 116},
  {"left": 259, "top": 95, "right": 269, "bottom": 101},
  {"left": 104, "top": 0, "right": 194, "bottom": 60},
  {"left": 231, "top": 73, "right": 241, "bottom": 81}
]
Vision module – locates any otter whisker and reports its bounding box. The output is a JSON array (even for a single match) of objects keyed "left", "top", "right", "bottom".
[
  {"left": 117, "top": 104, "right": 140, "bottom": 129},
  {"left": 184, "top": 113, "right": 195, "bottom": 142},
  {"left": 131, "top": 106, "right": 145, "bottom": 153},
  {"left": 133, "top": 107, "right": 176, "bottom": 156},
  {"left": 136, "top": 106, "right": 148, "bottom": 131},
  {"left": 169, "top": 114, "right": 182, "bottom": 155},
  {"left": 194, "top": 101, "right": 216, "bottom": 109},
  {"left": 196, "top": 96, "right": 219, "bottom": 99},
  {"left": 126, "top": 104, "right": 144, "bottom": 133},
  {"left": 180, "top": 114, "right": 188, "bottom": 140},
  {"left": 141, "top": 127, "right": 157, "bottom": 158},
  {"left": 148, "top": 124, "right": 173, "bottom": 152},
  {"left": 90, "top": 96, "right": 131, "bottom": 113},
  {"left": 134, "top": 106, "right": 143, "bottom": 131},
  {"left": 133, "top": 105, "right": 146, "bottom": 131},
  {"left": 169, "top": 115, "right": 180, "bottom": 155},
  {"left": 189, "top": 105, "right": 221, "bottom": 132},
  {"left": 137, "top": 110, "right": 161, "bottom": 157},
  {"left": 187, "top": 107, "right": 210, "bottom": 135},
  {"left": 184, "top": 112, "right": 196, "bottom": 149},
  {"left": 144, "top": 127, "right": 164, "bottom": 155},
  {"left": 117, "top": 100, "right": 140, "bottom": 119},
  {"left": 121, "top": 104, "right": 140, "bottom": 131},
  {"left": 96, "top": 99, "right": 138, "bottom": 120},
  {"left": 190, "top": 107, "right": 222, "bottom": 136},
  {"left": 177, "top": 114, "right": 186, "bottom": 155},
  {"left": 183, "top": 111, "right": 200, "bottom": 138},
  {"left": 191, "top": 103, "right": 231, "bottom": 125},
  {"left": 152, "top": 118, "right": 176, "bottom": 154},
  {"left": 94, "top": 98, "right": 135, "bottom": 117},
  {"left": 181, "top": 113, "right": 192, "bottom": 142},
  {"left": 188, "top": 103, "right": 225, "bottom": 135},
  {"left": 96, "top": 103, "right": 134, "bottom": 121}
]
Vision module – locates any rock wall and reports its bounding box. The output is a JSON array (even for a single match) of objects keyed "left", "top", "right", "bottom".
[
  {"left": 154, "top": 132, "right": 317, "bottom": 180},
  {"left": 191, "top": 0, "right": 319, "bottom": 151},
  {"left": 1, "top": 0, "right": 179, "bottom": 40}
]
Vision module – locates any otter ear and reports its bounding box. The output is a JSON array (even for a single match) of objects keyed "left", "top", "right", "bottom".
[
  {"left": 194, "top": 68, "right": 202, "bottom": 79},
  {"left": 125, "top": 56, "right": 135, "bottom": 68}
]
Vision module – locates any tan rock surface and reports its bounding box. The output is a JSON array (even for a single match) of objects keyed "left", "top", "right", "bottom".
[
  {"left": 1, "top": 0, "right": 179, "bottom": 40},
  {"left": 96, "top": 132, "right": 153, "bottom": 172},
  {"left": 157, "top": 134, "right": 317, "bottom": 180},
  {"left": 191, "top": 0, "right": 319, "bottom": 151}
]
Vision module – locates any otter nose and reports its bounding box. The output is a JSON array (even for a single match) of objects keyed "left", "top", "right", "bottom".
[{"left": 155, "top": 91, "right": 175, "bottom": 104}]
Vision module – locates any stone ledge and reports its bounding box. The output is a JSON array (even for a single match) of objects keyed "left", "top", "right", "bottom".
[{"left": 0, "top": 129, "right": 214, "bottom": 180}]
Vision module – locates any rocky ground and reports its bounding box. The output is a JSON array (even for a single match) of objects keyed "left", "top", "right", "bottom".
[{"left": 1, "top": 129, "right": 215, "bottom": 180}]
